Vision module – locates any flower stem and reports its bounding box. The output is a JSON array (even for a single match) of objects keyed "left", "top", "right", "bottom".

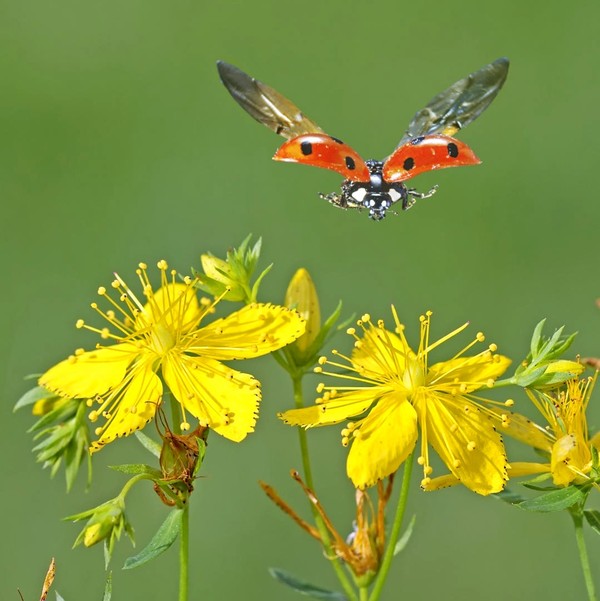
[
  {"left": 571, "top": 510, "right": 597, "bottom": 601},
  {"left": 368, "top": 453, "right": 414, "bottom": 601},
  {"left": 292, "top": 375, "right": 358, "bottom": 601},
  {"left": 179, "top": 503, "right": 190, "bottom": 601}
]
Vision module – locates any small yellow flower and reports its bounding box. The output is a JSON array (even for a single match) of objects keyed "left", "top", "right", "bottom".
[
  {"left": 40, "top": 261, "right": 305, "bottom": 451},
  {"left": 280, "top": 309, "right": 511, "bottom": 495},
  {"left": 505, "top": 374, "right": 598, "bottom": 487}
]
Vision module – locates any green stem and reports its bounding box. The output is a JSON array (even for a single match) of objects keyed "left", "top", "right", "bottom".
[
  {"left": 572, "top": 510, "right": 597, "bottom": 601},
  {"left": 292, "top": 375, "right": 358, "bottom": 601},
  {"left": 369, "top": 453, "right": 414, "bottom": 601},
  {"left": 359, "top": 586, "right": 369, "bottom": 601},
  {"left": 179, "top": 503, "right": 190, "bottom": 601}
]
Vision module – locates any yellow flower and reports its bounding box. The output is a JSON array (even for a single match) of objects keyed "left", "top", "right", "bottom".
[
  {"left": 505, "top": 374, "right": 598, "bottom": 486},
  {"left": 280, "top": 309, "right": 511, "bottom": 495},
  {"left": 40, "top": 260, "right": 305, "bottom": 451}
]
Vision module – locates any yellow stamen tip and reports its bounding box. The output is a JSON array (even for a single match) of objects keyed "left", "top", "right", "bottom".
[
  {"left": 157, "top": 260, "right": 168, "bottom": 270},
  {"left": 76, "top": 319, "right": 85, "bottom": 329},
  {"left": 318, "top": 356, "right": 327, "bottom": 365},
  {"left": 505, "top": 399, "right": 514, "bottom": 407},
  {"left": 181, "top": 422, "right": 191, "bottom": 431},
  {"left": 346, "top": 327, "right": 356, "bottom": 335},
  {"left": 417, "top": 456, "right": 425, "bottom": 465},
  {"left": 313, "top": 366, "right": 323, "bottom": 374},
  {"left": 97, "top": 287, "right": 106, "bottom": 295},
  {"left": 467, "top": 441, "right": 476, "bottom": 451},
  {"left": 476, "top": 332, "right": 485, "bottom": 342},
  {"left": 488, "top": 343, "right": 498, "bottom": 352},
  {"left": 361, "top": 313, "right": 371, "bottom": 322},
  {"left": 421, "top": 477, "right": 431, "bottom": 488},
  {"left": 138, "top": 262, "right": 147, "bottom": 269}
]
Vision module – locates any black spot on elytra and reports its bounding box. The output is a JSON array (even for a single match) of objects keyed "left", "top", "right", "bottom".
[
  {"left": 300, "top": 141, "right": 313, "bottom": 155},
  {"left": 447, "top": 142, "right": 459, "bottom": 158},
  {"left": 330, "top": 136, "right": 344, "bottom": 144},
  {"left": 403, "top": 157, "right": 415, "bottom": 171},
  {"left": 345, "top": 156, "right": 356, "bottom": 170}
]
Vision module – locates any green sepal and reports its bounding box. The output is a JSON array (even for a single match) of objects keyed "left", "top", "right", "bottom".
[
  {"left": 134, "top": 430, "right": 161, "bottom": 458},
  {"left": 268, "top": 567, "right": 347, "bottom": 601},
  {"left": 520, "top": 472, "right": 554, "bottom": 490},
  {"left": 393, "top": 514, "right": 416, "bottom": 556},
  {"left": 518, "top": 485, "right": 585, "bottom": 512},
  {"left": 123, "top": 508, "right": 182, "bottom": 570}
]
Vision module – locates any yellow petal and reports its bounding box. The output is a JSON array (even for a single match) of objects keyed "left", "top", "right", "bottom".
[
  {"left": 279, "top": 388, "right": 377, "bottom": 427},
  {"left": 416, "top": 391, "right": 507, "bottom": 495},
  {"left": 138, "top": 283, "right": 201, "bottom": 332},
  {"left": 508, "top": 462, "right": 551, "bottom": 477},
  {"left": 491, "top": 408, "right": 553, "bottom": 452},
  {"left": 551, "top": 434, "right": 591, "bottom": 486},
  {"left": 40, "top": 344, "right": 137, "bottom": 399},
  {"left": 91, "top": 361, "right": 162, "bottom": 451},
  {"left": 351, "top": 328, "right": 409, "bottom": 379},
  {"left": 188, "top": 303, "right": 305, "bottom": 359},
  {"left": 162, "top": 354, "right": 260, "bottom": 442},
  {"left": 421, "top": 473, "right": 461, "bottom": 491},
  {"left": 427, "top": 353, "right": 511, "bottom": 391},
  {"left": 347, "top": 393, "right": 418, "bottom": 488}
]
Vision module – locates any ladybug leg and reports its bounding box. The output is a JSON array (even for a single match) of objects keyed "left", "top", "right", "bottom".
[
  {"left": 319, "top": 192, "right": 361, "bottom": 210},
  {"left": 404, "top": 184, "right": 439, "bottom": 210},
  {"left": 319, "top": 192, "right": 345, "bottom": 209}
]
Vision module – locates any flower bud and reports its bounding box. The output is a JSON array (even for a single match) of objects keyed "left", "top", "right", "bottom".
[
  {"left": 199, "top": 254, "right": 246, "bottom": 301},
  {"left": 285, "top": 268, "right": 321, "bottom": 355}
]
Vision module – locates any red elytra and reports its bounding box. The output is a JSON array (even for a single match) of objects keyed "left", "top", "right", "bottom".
[
  {"left": 383, "top": 135, "right": 481, "bottom": 183},
  {"left": 273, "top": 134, "right": 370, "bottom": 181}
]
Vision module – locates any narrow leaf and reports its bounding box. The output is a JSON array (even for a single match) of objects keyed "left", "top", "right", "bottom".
[
  {"left": 14, "top": 386, "right": 54, "bottom": 411},
  {"left": 109, "top": 463, "right": 161, "bottom": 478},
  {"left": 269, "top": 568, "right": 347, "bottom": 601},
  {"left": 55, "top": 593, "right": 66, "bottom": 601},
  {"left": 518, "top": 486, "right": 584, "bottom": 512},
  {"left": 123, "top": 509, "right": 182, "bottom": 570},
  {"left": 134, "top": 431, "right": 161, "bottom": 458},
  {"left": 393, "top": 514, "right": 416, "bottom": 555},
  {"left": 492, "top": 488, "right": 528, "bottom": 504},
  {"left": 584, "top": 510, "right": 600, "bottom": 536}
]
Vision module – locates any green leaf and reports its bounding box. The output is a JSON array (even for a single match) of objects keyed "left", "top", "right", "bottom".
[
  {"left": 393, "top": 514, "right": 416, "bottom": 555},
  {"left": 123, "top": 509, "right": 182, "bottom": 570},
  {"left": 268, "top": 568, "right": 347, "bottom": 601},
  {"left": 518, "top": 486, "right": 585, "bottom": 512},
  {"left": 530, "top": 319, "right": 546, "bottom": 357},
  {"left": 134, "top": 430, "right": 161, "bottom": 458},
  {"left": 13, "top": 386, "right": 55, "bottom": 411},
  {"left": 103, "top": 572, "right": 112, "bottom": 601},
  {"left": 109, "top": 463, "right": 161, "bottom": 478},
  {"left": 492, "top": 489, "right": 528, "bottom": 504},
  {"left": 584, "top": 510, "right": 600, "bottom": 536}
]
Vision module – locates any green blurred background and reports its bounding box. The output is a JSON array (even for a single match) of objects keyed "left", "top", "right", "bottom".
[{"left": 2, "top": 1, "right": 599, "bottom": 599}]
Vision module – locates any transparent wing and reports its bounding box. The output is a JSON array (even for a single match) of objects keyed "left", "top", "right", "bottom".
[
  {"left": 217, "top": 61, "right": 324, "bottom": 140},
  {"left": 396, "top": 57, "right": 509, "bottom": 148}
]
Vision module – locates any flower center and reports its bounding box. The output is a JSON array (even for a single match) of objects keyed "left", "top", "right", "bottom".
[{"left": 402, "top": 353, "right": 424, "bottom": 395}]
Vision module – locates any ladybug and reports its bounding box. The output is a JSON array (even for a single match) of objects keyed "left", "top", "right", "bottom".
[{"left": 217, "top": 58, "right": 509, "bottom": 220}]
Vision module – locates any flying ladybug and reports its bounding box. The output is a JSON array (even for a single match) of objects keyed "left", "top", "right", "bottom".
[{"left": 217, "top": 58, "right": 509, "bottom": 220}]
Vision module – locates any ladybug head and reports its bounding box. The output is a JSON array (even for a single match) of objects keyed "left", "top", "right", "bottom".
[{"left": 346, "top": 161, "right": 406, "bottom": 221}]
